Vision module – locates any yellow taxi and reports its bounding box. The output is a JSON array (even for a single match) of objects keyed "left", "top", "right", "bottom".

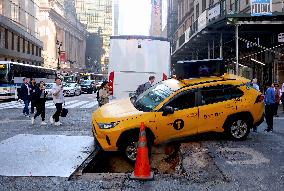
[{"left": 92, "top": 74, "right": 264, "bottom": 162}]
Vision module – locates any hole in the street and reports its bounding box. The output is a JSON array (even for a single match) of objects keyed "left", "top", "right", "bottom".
[{"left": 83, "top": 144, "right": 180, "bottom": 174}]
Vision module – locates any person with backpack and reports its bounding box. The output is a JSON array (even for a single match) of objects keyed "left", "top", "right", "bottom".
[
  {"left": 136, "top": 76, "right": 156, "bottom": 96},
  {"left": 31, "top": 81, "right": 47, "bottom": 125},
  {"left": 97, "top": 81, "right": 110, "bottom": 107}
]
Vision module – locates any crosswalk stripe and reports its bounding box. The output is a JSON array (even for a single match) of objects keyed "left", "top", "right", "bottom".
[
  {"left": 0, "top": 100, "right": 99, "bottom": 109},
  {"left": 81, "top": 101, "right": 98, "bottom": 108},
  {"left": 47, "top": 100, "right": 78, "bottom": 108},
  {"left": 65, "top": 101, "right": 89, "bottom": 108},
  {"left": 45, "top": 101, "right": 56, "bottom": 107}
]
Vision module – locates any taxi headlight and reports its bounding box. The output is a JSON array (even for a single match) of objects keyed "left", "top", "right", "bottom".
[{"left": 98, "top": 122, "right": 119, "bottom": 129}]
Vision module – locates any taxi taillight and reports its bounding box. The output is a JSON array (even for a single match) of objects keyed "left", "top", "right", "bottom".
[{"left": 255, "top": 94, "right": 264, "bottom": 103}]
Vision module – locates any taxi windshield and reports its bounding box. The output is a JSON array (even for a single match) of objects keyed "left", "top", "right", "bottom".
[{"left": 134, "top": 83, "right": 174, "bottom": 112}]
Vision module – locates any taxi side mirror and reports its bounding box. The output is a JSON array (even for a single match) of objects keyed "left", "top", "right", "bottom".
[{"left": 162, "top": 106, "right": 174, "bottom": 116}]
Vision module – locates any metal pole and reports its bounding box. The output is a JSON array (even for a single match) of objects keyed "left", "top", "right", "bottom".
[
  {"left": 235, "top": 25, "right": 239, "bottom": 75},
  {"left": 208, "top": 42, "right": 210, "bottom": 59},
  {"left": 213, "top": 39, "right": 215, "bottom": 59},
  {"left": 220, "top": 33, "right": 223, "bottom": 59}
]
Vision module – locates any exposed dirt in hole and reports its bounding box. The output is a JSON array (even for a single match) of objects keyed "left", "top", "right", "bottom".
[{"left": 84, "top": 144, "right": 180, "bottom": 174}]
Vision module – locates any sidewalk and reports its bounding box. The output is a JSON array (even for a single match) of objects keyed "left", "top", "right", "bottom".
[{"left": 275, "top": 104, "right": 284, "bottom": 118}]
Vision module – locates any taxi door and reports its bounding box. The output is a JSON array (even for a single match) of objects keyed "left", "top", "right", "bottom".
[
  {"left": 197, "top": 84, "right": 244, "bottom": 133},
  {"left": 153, "top": 90, "right": 199, "bottom": 143}
]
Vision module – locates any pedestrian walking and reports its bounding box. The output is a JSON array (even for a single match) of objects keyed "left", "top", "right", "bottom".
[
  {"left": 135, "top": 76, "right": 156, "bottom": 96},
  {"left": 274, "top": 83, "right": 281, "bottom": 117},
  {"left": 31, "top": 81, "right": 47, "bottom": 125},
  {"left": 30, "top": 78, "right": 37, "bottom": 114},
  {"left": 97, "top": 81, "right": 110, "bottom": 107},
  {"left": 264, "top": 82, "right": 275, "bottom": 132},
  {"left": 19, "top": 77, "right": 31, "bottom": 117},
  {"left": 50, "top": 77, "right": 64, "bottom": 126},
  {"left": 252, "top": 78, "right": 260, "bottom": 91}
]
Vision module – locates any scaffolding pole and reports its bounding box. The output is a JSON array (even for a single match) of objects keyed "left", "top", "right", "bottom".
[{"left": 235, "top": 25, "right": 239, "bottom": 75}]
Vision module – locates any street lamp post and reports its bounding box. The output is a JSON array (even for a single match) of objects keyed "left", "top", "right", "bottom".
[{"left": 56, "top": 40, "right": 63, "bottom": 70}]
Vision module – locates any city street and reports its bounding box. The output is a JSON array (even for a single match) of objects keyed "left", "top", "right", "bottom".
[{"left": 0, "top": 94, "right": 283, "bottom": 190}]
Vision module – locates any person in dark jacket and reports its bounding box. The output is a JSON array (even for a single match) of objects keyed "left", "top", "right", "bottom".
[
  {"left": 31, "top": 81, "right": 47, "bottom": 125},
  {"left": 19, "top": 77, "right": 31, "bottom": 117},
  {"left": 135, "top": 76, "right": 155, "bottom": 96},
  {"left": 30, "top": 78, "right": 37, "bottom": 114},
  {"left": 264, "top": 82, "right": 275, "bottom": 132}
]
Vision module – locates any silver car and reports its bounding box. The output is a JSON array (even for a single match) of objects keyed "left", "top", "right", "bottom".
[{"left": 45, "top": 83, "right": 55, "bottom": 99}]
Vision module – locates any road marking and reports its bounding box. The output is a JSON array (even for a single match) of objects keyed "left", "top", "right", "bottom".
[
  {"left": 65, "top": 101, "right": 89, "bottom": 108},
  {"left": 47, "top": 100, "right": 78, "bottom": 108},
  {"left": 0, "top": 100, "right": 98, "bottom": 109},
  {"left": 81, "top": 101, "right": 98, "bottom": 108},
  {"left": 217, "top": 146, "right": 270, "bottom": 165}
]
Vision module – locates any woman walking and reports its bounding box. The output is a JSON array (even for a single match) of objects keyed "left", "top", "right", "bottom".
[
  {"left": 97, "top": 81, "right": 110, "bottom": 107},
  {"left": 31, "top": 81, "right": 47, "bottom": 125}
]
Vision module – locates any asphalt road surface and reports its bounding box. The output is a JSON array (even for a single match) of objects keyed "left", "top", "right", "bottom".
[{"left": 0, "top": 94, "right": 283, "bottom": 190}]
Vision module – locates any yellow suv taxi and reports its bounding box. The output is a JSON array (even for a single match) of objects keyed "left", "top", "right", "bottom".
[{"left": 92, "top": 74, "right": 264, "bottom": 162}]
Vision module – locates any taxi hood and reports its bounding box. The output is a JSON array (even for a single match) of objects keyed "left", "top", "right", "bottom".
[{"left": 93, "top": 98, "right": 143, "bottom": 121}]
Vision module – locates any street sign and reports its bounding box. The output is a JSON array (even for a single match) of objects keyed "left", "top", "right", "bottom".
[
  {"left": 208, "top": 3, "right": 220, "bottom": 21},
  {"left": 251, "top": 0, "right": 272, "bottom": 16},
  {"left": 278, "top": 33, "right": 284, "bottom": 43}
]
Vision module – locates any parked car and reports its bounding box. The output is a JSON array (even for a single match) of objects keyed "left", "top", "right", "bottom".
[
  {"left": 63, "top": 83, "right": 81, "bottom": 96},
  {"left": 92, "top": 74, "right": 265, "bottom": 162},
  {"left": 45, "top": 83, "right": 55, "bottom": 99},
  {"left": 81, "top": 80, "right": 96, "bottom": 94}
]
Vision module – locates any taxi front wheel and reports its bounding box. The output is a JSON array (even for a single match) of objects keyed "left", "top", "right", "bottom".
[
  {"left": 225, "top": 117, "right": 251, "bottom": 140},
  {"left": 120, "top": 134, "right": 152, "bottom": 163}
]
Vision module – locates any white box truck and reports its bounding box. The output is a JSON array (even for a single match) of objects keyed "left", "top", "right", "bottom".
[{"left": 108, "top": 36, "right": 170, "bottom": 99}]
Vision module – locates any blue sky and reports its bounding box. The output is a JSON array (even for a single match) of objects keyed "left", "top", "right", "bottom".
[{"left": 118, "top": 0, "right": 167, "bottom": 35}]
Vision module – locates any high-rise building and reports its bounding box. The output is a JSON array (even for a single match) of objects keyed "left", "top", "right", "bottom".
[
  {"left": 113, "top": 0, "right": 119, "bottom": 36},
  {"left": 75, "top": 0, "right": 112, "bottom": 71},
  {"left": 0, "top": 0, "right": 43, "bottom": 65},
  {"left": 38, "top": 0, "right": 87, "bottom": 70},
  {"left": 149, "top": 0, "right": 163, "bottom": 37}
]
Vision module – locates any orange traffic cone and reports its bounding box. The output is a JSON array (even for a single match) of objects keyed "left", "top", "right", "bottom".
[{"left": 130, "top": 122, "right": 154, "bottom": 180}]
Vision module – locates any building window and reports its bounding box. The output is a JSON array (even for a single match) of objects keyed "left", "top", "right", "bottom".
[
  {"left": 27, "top": 41, "right": 30, "bottom": 54},
  {"left": 23, "top": 39, "right": 25, "bottom": 53},
  {"left": 17, "top": 36, "right": 20, "bottom": 52},
  {"left": 39, "top": 48, "right": 41, "bottom": 57},
  {"left": 246, "top": 0, "right": 249, "bottom": 4},
  {"left": 209, "top": 0, "right": 214, "bottom": 7},
  {"left": 32, "top": 44, "right": 34, "bottom": 55},
  {"left": 196, "top": 3, "right": 199, "bottom": 19},
  {"left": 11, "top": 3, "right": 20, "bottom": 23},
  {"left": 11, "top": 33, "right": 14, "bottom": 50},
  {"left": 5, "top": 29, "right": 8, "bottom": 49},
  {"left": 36, "top": 46, "right": 38, "bottom": 56},
  {"left": 202, "top": 0, "right": 206, "bottom": 12},
  {"left": 0, "top": 28, "right": 2, "bottom": 48}
]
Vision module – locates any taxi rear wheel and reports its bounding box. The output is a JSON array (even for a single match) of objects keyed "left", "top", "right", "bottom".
[{"left": 225, "top": 118, "right": 251, "bottom": 140}]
